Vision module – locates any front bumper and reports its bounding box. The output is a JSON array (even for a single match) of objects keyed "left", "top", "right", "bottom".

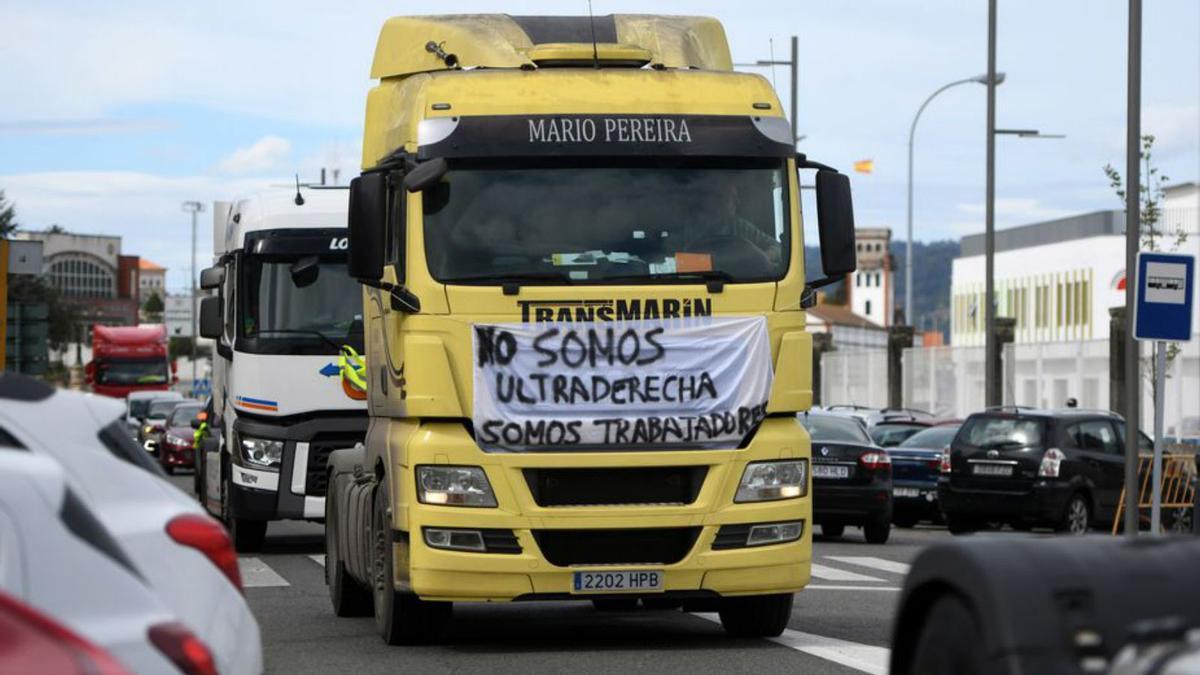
[
  {"left": 395, "top": 417, "right": 813, "bottom": 602},
  {"left": 937, "top": 478, "right": 1074, "bottom": 523},
  {"left": 891, "top": 479, "right": 941, "bottom": 518},
  {"left": 160, "top": 441, "right": 195, "bottom": 468}
]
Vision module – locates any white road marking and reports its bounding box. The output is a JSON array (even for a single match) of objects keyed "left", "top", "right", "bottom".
[
  {"left": 309, "top": 554, "right": 326, "bottom": 567},
  {"left": 824, "top": 556, "right": 911, "bottom": 576},
  {"left": 805, "top": 585, "right": 901, "bottom": 592},
  {"left": 694, "top": 613, "right": 890, "bottom": 675},
  {"left": 810, "top": 563, "right": 886, "bottom": 583},
  {"left": 238, "top": 557, "right": 289, "bottom": 587}
]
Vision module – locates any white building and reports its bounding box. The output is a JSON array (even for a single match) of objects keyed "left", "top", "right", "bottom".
[
  {"left": 950, "top": 201, "right": 1200, "bottom": 346},
  {"left": 138, "top": 259, "right": 167, "bottom": 301},
  {"left": 845, "top": 227, "right": 893, "bottom": 328}
]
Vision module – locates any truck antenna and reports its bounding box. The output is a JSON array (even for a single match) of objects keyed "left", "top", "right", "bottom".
[
  {"left": 294, "top": 174, "right": 305, "bottom": 206},
  {"left": 587, "top": 0, "right": 599, "bottom": 69}
]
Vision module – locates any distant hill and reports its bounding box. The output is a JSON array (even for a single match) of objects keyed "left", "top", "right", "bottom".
[{"left": 804, "top": 239, "right": 960, "bottom": 334}]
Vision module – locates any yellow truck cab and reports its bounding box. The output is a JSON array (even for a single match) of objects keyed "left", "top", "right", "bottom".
[{"left": 325, "top": 14, "right": 858, "bottom": 645}]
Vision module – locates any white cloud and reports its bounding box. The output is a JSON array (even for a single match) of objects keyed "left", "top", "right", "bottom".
[
  {"left": 949, "top": 198, "right": 1078, "bottom": 236},
  {"left": 1143, "top": 104, "right": 1200, "bottom": 159},
  {"left": 217, "top": 136, "right": 292, "bottom": 175}
]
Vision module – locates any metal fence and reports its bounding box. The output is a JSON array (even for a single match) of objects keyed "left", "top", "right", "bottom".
[{"left": 824, "top": 336, "right": 1200, "bottom": 437}]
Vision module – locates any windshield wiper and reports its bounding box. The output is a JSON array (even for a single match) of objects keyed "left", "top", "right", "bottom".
[
  {"left": 247, "top": 329, "right": 343, "bottom": 352},
  {"left": 604, "top": 270, "right": 734, "bottom": 292},
  {"left": 439, "top": 272, "right": 576, "bottom": 295}
]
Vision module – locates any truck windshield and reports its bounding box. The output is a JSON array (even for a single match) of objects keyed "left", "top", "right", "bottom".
[
  {"left": 96, "top": 358, "right": 168, "bottom": 385},
  {"left": 423, "top": 158, "right": 791, "bottom": 284},
  {"left": 240, "top": 256, "right": 363, "bottom": 353}
]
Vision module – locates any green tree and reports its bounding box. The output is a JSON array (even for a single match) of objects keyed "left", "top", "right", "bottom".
[
  {"left": 8, "top": 274, "right": 76, "bottom": 350},
  {"left": 0, "top": 189, "right": 17, "bottom": 237},
  {"left": 142, "top": 293, "right": 165, "bottom": 321}
]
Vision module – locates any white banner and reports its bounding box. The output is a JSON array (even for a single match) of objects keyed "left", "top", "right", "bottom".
[{"left": 472, "top": 316, "right": 774, "bottom": 451}]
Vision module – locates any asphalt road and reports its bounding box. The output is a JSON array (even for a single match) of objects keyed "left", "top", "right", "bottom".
[{"left": 167, "top": 474, "right": 948, "bottom": 675}]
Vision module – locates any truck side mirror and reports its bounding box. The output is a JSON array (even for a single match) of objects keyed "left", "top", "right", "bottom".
[
  {"left": 348, "top": 173, "right": 387, "bottom": 282},
  {"left": 198, "top": 296, "right": 223, "bottom": 340},
  {"left": 814, "top": 170, "right": 857, "bottom": 278},
  {"left": 403, "top": 158, "right": 448, "bottom": 193},
  {"left": 199, "top": 266, "right": 225, "bottom": 290},
  {"left": 290, "top": 255, "right": 320, "bottom": 288}
]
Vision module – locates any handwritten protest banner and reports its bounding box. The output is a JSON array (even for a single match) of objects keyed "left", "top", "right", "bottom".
[{"left": 473, "top": 316, "right": 773, "bottom": 451}]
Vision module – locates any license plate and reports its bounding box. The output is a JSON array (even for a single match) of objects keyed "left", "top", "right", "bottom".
[
  {"left": 972, "top": 463, "right": 1013, "bottom": 477},
  {"left": 894, "top": 487, "right": 921, "bottom": 498},
  {"left": 813, "top": 464, "right": 850, "bottom": 479},
  {"left": 572, "top": 570, "right": 663, "bottom": 594}
]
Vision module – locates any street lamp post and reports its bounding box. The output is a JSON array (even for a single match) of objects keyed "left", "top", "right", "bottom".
[
  {"left": 181, "top": 201, "right": 205, "bottom": 392},
  {"left": 906, "top": 72, "right": 1001, "bottom": 326}
]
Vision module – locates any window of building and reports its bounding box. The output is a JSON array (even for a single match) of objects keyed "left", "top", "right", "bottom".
[
  {"left": 48, "top": 254, "right": 115, "bottom": 298},
  {"left": 865, "top": 299, "right": 872, "bottom": 316}
]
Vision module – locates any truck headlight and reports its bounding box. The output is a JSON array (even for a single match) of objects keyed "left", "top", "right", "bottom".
[
  {"left": 735, "top": 460, "right": 808, "bottom": 503},
  {"left": 239, "top": 436, "right": 283, "bottom": 469},
  {"left": 416, "top": 466, "right": 497, "bottom": 507}
]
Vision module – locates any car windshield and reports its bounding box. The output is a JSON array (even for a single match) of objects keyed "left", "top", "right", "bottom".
[
  {"left": 167, "top": 405, "right": 201, "bottom": 427},
  {"left": 800, "top": 414, "right": 873, "bottom": 444},
  {"left": 241, "top": 256, "right": 363, "bottom": 348},
  {"left": 870, "top": 423, "right": 927, "bottom": 447},
  {"left": 96, "top": 358, "right": 168, "bottom": 385},
  {"left": 129, "top": 398, "right": 155, "bottom": 418},
  {"left": 960, "top": 416, "right": 1044, "bottom": 449},
  {"left": 148, "top": 400, "right": 178, "bottom": 418},
  {"left": 899, "top": 425, "right": 961, "bottom": 449},
  {"left": 423, "top": 158, "right": 790, "bottom": 284}
]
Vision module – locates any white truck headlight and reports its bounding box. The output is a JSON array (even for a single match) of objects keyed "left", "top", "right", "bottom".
[
  {"left": 735, "top": 460, "right": 808, "bottom": 503},
  {"left": 416, "top": 466, "right": 497, "bottom": 507},
  {"left": 239, "top": 436, "right": 283, "bottom": 469}
]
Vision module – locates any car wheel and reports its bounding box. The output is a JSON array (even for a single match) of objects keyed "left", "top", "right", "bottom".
[
  {"left": 717, "top": 593, "right": 793, "bottom": 638},
  {"left": 945, "top": 514, "right": 977, "bottom": 535},
  {"left": 326, "top": 488, "right": 373, "bottom": 617},
  {"left": 908, "top": 593, "right": 984, "bottom": 675},
  {"left": 1057, "top": 494, "right": 1091, "bottom": 535},
  {"left": 820, "top": 523, "right": 845, "bottom": 539},
  {"left": 222, "top": 471, "right": 267, "bottom": 552},
  {"left": 372, "top": 478, "right": 450, "bottom": 645},
  {"left": 592, "top": 598, "right": 639, "bottom": 612},
  {"left": 863, "top": 519, "right": 891, "bottom": 544}
]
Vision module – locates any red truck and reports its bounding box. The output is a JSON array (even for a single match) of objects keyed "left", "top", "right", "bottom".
[{"left": 85, "top": 324, "right": 175, "bottom": 398}]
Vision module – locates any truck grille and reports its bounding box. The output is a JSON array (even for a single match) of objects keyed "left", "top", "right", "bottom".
[
  {"left": 304, "top": 435, "right": 362, "bottom": 497},
  {"left": 532, "top": 528, "right": 701, "bottom": 566},
  {"left": 523, "top": 467, "right": 707, "bottom": 507}
]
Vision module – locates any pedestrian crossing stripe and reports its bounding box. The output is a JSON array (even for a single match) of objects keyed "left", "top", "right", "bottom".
[
  {"left": 824, "top": 556, "right": 912, "bottom": 576},
  {"left": 238, "top": 557, "right": 289, "bottom": 588},
  {"left": 809, "top": 563, "right": 886, "bottom": 583},
  {"left": 693, "top": 613, "right": 890, "bottom": 675}
]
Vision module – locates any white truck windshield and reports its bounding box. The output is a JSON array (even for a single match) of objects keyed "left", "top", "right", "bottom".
[
  {"left": 241, "top": 257, "right": 363, "bottom": 348},
  {"left": 423, "top": 158, "right": 790, "bottom": 284}
]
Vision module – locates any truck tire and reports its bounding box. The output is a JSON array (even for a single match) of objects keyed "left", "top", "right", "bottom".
[
  {"left": 326, "top": 486, "right": 372, "bottom": 617},
  {"left": 372, "top": 478, "right": 450, "bottom": 645},
  {"left": 222, "top": 471, "right": 267, "bottom": 552},
  {"left": 863, "top": 518, "right": 891, "bottom": 544},
  {"left": 907, "top": 593, "right": 983, "bottom": 675},
  {"left": 717, "top": 593, "right": 793, "bottom": 638}
]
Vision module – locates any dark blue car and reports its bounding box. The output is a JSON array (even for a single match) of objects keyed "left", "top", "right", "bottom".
[{"left": 886, "top": 423, "right": 960, "bottom": 527}]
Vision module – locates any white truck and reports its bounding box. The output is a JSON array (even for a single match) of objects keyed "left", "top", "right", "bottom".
[{"left": 197, "top": 187, "right": 367, "bottom": 551}]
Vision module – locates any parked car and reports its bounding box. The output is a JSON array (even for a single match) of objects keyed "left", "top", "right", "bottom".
[
  {"left": 159, "top": 401, "right": 204, "bottom": 474},
  {"left": 937, "top": 407, "right": 1153, "bottom": 535},
  {"left": 799, "top": 410, "right": 893, "bottom": 543},
  {"left": 0, "top": 590, "right": 132, "bottom": 675},
  {"left": 887, "top": 422, "right": 961, "bottom": 527},
  {"left": 0, "top": 374, "right": 263, "bottom": 675},
  {"left": 827, "top": 405, "right": 934, "bottom": 431},
  {"left": 138, "top": 397, "right": 186, "bottom": 454},
  {"left": 0, "top": 451, "right": 212, "bottom": 674},
  {"left": 124, "top": 389, "right": 182, "bottom": 434},
  {"left": 869, "top": 414, "right": 957, "bottom": 448}
]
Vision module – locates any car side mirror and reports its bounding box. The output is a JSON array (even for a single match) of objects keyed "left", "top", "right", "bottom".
[
  {"left": 199, "top": 266, "right": 225, "bottom": 290},
  {"left": 348, "top": 173, "right": 387, "bottom": 282},
  {"left": 198, "top": 296, "right": 223, "bottom": 340},
  {"left": 814, "top": 170, "right": 856, "bottom": 278},
  {"left": 290, "top": 255, "right": 320, "bottom": 288},
  {"left": 403, "top": 157, "right": 448, "bottom": 193}
]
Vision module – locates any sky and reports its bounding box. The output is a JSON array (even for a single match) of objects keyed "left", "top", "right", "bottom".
[{"left": 1, "top": 0, "right": 1197, "bottom": 293}]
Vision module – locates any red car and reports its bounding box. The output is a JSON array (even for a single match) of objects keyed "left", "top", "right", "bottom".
[{"left": 158, "top": 402, "right": 203, "bottom": 474}]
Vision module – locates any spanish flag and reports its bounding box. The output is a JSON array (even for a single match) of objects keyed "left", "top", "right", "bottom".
[{"left": 854, "top": 159, "right": 874, "bottom": 174}]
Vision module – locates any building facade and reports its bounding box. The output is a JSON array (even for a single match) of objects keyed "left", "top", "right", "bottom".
[
  {"left": 845, "top": 227, "right": 893, "bottom": 328},
  {"left": 138, "top": 259, "right": 167, "bottom": 302}
]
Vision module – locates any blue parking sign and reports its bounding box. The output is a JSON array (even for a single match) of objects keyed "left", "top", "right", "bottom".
[{"left": 1133, "top": 252, "right": 1195, "bottom": 342}]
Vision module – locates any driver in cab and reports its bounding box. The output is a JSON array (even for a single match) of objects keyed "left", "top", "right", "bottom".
[{"left": 684, "top": 183, "right": 782, "bottom": 269}]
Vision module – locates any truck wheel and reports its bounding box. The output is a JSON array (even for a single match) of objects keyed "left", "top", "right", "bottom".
[
  {"left": 222, "top": 472, "right": 267, "bottom": 552},
  {"left": 591, "top": 598, "right": 639, "bottom": 611},
  {"left": 372, "top": 479, "right": 450, "bottom": 645},
  {"left": 863, "top": 519, "right": 891, "bottom": 544},
  {"left": 820, "top": 523, "right": 845, "bottom": 539},
  {"left": 326, "top": 487, "right": 372, "bottom": 617},
  {"left": 717, "top": 593, "right": 793, "bottom": 638},
  {"left": 908, "top": 593, "right": 984, "bottom": 675}
]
